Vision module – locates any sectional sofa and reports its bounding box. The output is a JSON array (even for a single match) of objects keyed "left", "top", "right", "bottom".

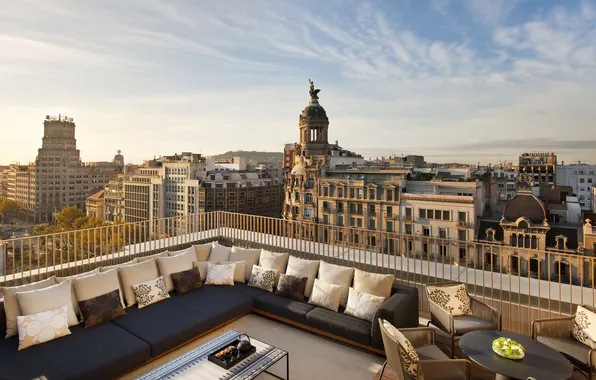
[{"left": 0, "top": 242, "right": 419, "bottom": 380}]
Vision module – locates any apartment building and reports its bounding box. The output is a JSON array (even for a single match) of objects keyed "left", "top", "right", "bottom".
[
  {"left": 85, "top": 189, "right": 105, "bottom": 220},
  {"left": 518, "top": 152, "right": 557, "bottom": 185},
  {"left": 556, "top": 163, "right": 596, "bottom": 211},
  {"left": 5, "top": 164, "right": 36, "bottom": 211}
]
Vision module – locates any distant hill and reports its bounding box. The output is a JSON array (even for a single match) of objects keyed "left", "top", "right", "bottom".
[{"left": 214, "top": 150, "right": 283, "bottom": 164}]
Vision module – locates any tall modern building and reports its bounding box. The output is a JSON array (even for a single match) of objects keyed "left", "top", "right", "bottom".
[
  {"left": 518, "top": 152, "right": 557, "bottom": 185},
  {"left": 556, "top": 163, "right": 596, "bottom": 211}
]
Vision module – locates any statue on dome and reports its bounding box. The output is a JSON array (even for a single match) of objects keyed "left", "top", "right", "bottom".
[{"left": 309, "top": 79, "right": 320, "bottom": 99}]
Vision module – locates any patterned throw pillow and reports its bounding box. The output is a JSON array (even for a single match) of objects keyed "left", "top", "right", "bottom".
[
  {"left": 170, "top": 267, "right": 203, "bottom": 294},
  {"left": 426, "top": 284, "right": 472, "bottom": 316},
  {"left": 275, "top": 274, "right": 307, "bottom": 301},
  {"left": 573, "top": 305, "right": 596, "bottom": 345},
  {"left": 248, "top": 265, "right": 278, "bottom": 292},
  {"left": 78, "top": 289, "right": 126, "bottom": 328},
  {"left": 205, "top": 263, "right": 236, "bottom": 286},
  {"left": 132, "top": 276, "right": 170, "bottom": 309},
  {"left": 344, "top": 288, "right": 386, "bottom": 322},
  {"left": 382, "top": 319, "right": 419, "bottom": 379},
  {"left": 17, "top": 306, "right": 71, "bottom": 351}
]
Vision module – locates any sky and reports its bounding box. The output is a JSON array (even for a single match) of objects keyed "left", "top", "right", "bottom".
[{"left": 1, "top": 0, "right": 595, "bottom": 166}]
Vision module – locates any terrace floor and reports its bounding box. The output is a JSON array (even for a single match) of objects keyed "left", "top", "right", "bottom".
[{"left": 119, "top": 314, "right": 587, "bottom": 380}]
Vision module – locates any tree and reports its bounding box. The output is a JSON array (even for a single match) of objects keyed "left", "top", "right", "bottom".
[{"left": 0, "top": 199, "right": 22, "bottom": 223}]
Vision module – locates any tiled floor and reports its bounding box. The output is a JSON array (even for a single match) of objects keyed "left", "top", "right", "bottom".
[{"left": 119, "top": 314, "right": 385, "bottom": 380}]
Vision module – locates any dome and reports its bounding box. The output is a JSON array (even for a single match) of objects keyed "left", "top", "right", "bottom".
[
  {"left": 503, "top": 192, "right": 546, "bottom": 224},
  {"left": 301, "top": 103, "right": 327, "bottom": 118}
]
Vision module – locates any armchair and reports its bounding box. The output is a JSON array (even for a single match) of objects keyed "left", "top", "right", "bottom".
[
  {"left": 425, "top": 282, "right": 501, "bottom": 357},
  {"left": 532, "top": 306, "right": 596, "bottom": 379},
  {"left": 378, "top": 319, "right": 470, "bottom": 380}
]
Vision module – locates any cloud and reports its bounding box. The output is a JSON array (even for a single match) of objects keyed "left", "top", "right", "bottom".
[{"left": 464, "top": 0, "right": 518, "bottom": 25}]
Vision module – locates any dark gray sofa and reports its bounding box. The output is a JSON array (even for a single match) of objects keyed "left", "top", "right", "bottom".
[{"left": 0, "top": 280, "right": 418, "bottom": 380}]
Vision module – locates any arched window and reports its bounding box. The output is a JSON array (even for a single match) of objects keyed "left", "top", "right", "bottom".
[
  {"left": 305, "top": 193, "right": 313, "bottom": 203},
  {"left": 518, "top": 220, "right": 529, "bottom": 230}
]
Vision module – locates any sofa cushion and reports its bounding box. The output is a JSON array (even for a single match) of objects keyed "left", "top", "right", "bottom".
[
  {"left": 180, "top": 285, "right": 253, "bottom": 326},
  {"left": 223, "top": 281, "right": 268, "bottom": 300},
  {"left": 537, "top": 335, "right": 593, "bottom": 369},
  {"left": 371, "top": 285, "right": 420, "bottom": 349},
  {"left": 230, "top": 246, "right": 261, "bottom": 280},
  {"left": 74, "top": 268, "right": 126, "bottom": 309},
  {"left": 255, "top": 292, "right": 315, "bottom": 324},
  {"left": 0, "top": 334, "right": 60, "bottom": 379},
  {"left": 416, "top": 345, "right": 465, "bottom": 380},
  {"left": 353, "top": 269, "right": 393, "bottom": 299},
  {"left": 111, "top": 297, "right": 212, "bottom": 357},
  {"left": 305, "top": 307, "right": 371, "bottom": 346},
  {"left": 17, "top": 280, "right": 79, "bottom": 328},
  {"left": 17, "top": 306, "right": 71, "bottom": 351},
  {"left": 453, "top": 315, "right": 498, "bottom": 335},
  {"left": 118, "top": 259, "right": 160, "bottom": 306},
  {"left": 156, "top": 249, "right": 196, "bottom": 292},
  {"left": 208, "top": 242, "right": 231, "bottom": 262}
]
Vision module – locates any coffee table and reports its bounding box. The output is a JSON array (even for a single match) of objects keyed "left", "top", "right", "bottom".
[
  {"left": 459, "top": 330, "right": 573, "bottom": 380},
  {"left": 136, "top": 330, "right": 289, "bottom": 380}
]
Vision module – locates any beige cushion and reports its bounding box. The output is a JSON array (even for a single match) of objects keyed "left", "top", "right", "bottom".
[
  {"left": 230, "top": 247, "right": 261, "bottom": 280},
  {"left": 353, "top": 269, "right": 393, "bottom": 299},
  {"left": 168, "top": 247, "right": 194, "bottom": 257},
  {"left": 118, "top": 260, "right": 160, "bottom": 306},
  {"left": 259, "top": 250, "right": 289, "bottom": 285},
  {"left": 247, "top": 265, "right": 278, "bottom": 292},
  {"left": 74, "top": 268, "right": 125, "bottom": 308},
  {"left": 137, "top": 251, "right": 169, "bottom": 263},
  {"left": 1, "top": 276, "right": 57, "bottom": 338},
  {"left": 56, "top": 268, "right": 100, "bottom": 320},
  {"left": 382, "top": 319, "right": 419, "bottom": 379},
  {"left": 193, "top": 243, "right": 212, "bottom": 262},
  {"left": 205, "top": 263, "right": 235, "bottom": 286},
  {"left": 132, "top": 276, "right": 170, "bottom": 309},
  {"left": 100, "top": 258, "right": 138, "bottom": 272},
  {"left": 218, "top": 261, "right": 246, "bottom": 282},
  {"left": 317, "top": 261, "right": 354, "bottom": 308},
  {"left": 208, "top": 242, "right": 231, "bottom": 261},
  {"left": 16, "top": 280, "right": 79, "bottom": 328},
  {"left": 344, "top": 288, "right": 386, "bottom": 322},
  {"left": 17, "top": 306, "right": 71, "bottom": 351},
  {"left": 193, "top": 261, "right": 208, "bottom": 281},
  {"left": 156, "top": 249, "right": 196, "bottom": 292},
  {"left": 573, "top": 305, "right": 596, "bottom": 345},
  {"left": 285, "top": 256, "right": 320, "bottom": 297},
  {"left": 309, "top": 279, "right": 343, "bottom": 312},
  {"left": 426, "top": 284, "right": 472, "bottom": 316}
]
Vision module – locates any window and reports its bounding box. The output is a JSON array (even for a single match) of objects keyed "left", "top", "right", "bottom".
[
  {"left": 337, "top": 215, "right": 344, "bottom": 226},
  {"left": 295, "top": 192, "right": 300, "bottom": 202},
  {"left": 323, "top": 201, "right": 329, "bottom": 210},
  {"left": 357, "top": 189, "right": 363, "bottom": 199},
  {"left": 349, "top": 217, "right": 355, "bottom": 227},
  {"left": 387, "top": 206, "right": 393, "bottom": 217},
  {"left": 422, "top": 226, "right": 430, "bottom": 236},
  {"left": 350, "top": 188, "right": 355, "bottom": 198},
  {"left": 405, "top": 224, "right": 413, "bottom": 235},
  {"left": 458, "top": 211, "right": 466, "bottom": 222},
  {"left": 304, "top": 209, "right": 312, "bottom": 217},
  {"left": 369, "top": 189, "right": 375, "bottom": 200},
  {"left": 338, "top": 187, "right": 344, "bottom": 198},
  {"left": 386, "top": 221, "right": 393, "bottom": 233},
  {"left": 369, "top": 204, "right": 375, "bottom": 214},
  {"left": 530, "top": 258, "right": 539, "bottom": 273},
  {"left": 419, "top": 209, "right": 427, "bottom": 219},
  {"left": 323, "top": 214, "right": 329, "bottom": 224},
  {"left": 458, "top": 230, "right": 467, "bottom": 241},
  {"left": 369, "top": 219, "right": 376, "bottom": 230},
  {"left": 405, "top": 207, "right": 412, "bottom": 219},
  {"left": 427, "top": 209, "right": 434, "bottom": 219},
  {"left": 357, "top": 218, "right": 363, "bottom": 228},
  {"left": 439, "top": 228, "right": 447, "bottom": 239},
  {"left": 442, "top": 210, "right": 450, "bottom": 221},
  {"left": 387, "top": 190, "right": 393, "bottom": 200},
  {"left": 323, "top": 187, "right": 329, "bottom": 196},
  {"left": 580, "top": 178, "right": 585, "bottom": 183}
]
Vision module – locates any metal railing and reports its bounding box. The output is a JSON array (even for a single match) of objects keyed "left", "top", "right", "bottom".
[{"left": 2, "top": 211, "right": 595, "bottom": 337}]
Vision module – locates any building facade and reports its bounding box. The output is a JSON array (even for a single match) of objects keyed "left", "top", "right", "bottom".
[
  {"left": 518, "top": 152, "right": 557, "bottom": 186},
  {"left": 556, "top": 163, "right": 596, "bottom": 211},
  {"left": 85, "top": 189, "right": 105, "bottom": 220}
]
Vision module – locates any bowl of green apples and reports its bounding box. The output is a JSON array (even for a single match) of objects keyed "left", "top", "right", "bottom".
[{"left": 492, "top": 337, "right": 525, "bottom": 360}]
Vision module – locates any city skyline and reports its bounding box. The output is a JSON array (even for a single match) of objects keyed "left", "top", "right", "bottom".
[{"left": 1, "top": 0, "right": 596, "bottom": 165}]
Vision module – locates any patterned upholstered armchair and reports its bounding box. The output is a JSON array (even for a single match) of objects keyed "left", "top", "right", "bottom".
[
  {"left": 378, "top": 319, "right": 470, "bottom": 380},
  {"left": 425, "top": 282, "right": 501, "bottom": 357},
  {"left": 532, "top": 305, "right": 596, "bottom": 379}
]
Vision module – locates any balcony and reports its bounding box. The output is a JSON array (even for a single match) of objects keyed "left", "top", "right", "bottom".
[
  {"left": 0, "top": 211, "right": 591, "bottom": 380},
  {"left": 456, "top": 220, "right": 468, "bottom": 228}
]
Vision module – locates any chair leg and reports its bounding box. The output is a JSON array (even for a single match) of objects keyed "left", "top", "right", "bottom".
[
  {"left": 451, "top": 335, "right": 456, "bottom": 359},
  {"left": 378, "top": 361, "right": 388, "bottom": 380}
]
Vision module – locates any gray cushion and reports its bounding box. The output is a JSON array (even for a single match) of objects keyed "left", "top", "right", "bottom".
[
  {"left": 255, "top": 292, "right": 315, "bottom": 323},
  {"left": 417, "top": 345, "right": 467, "bottom": 380},
  {"left": 371, "top": 286, "right": 419, "bottom": 348},
  {"left": 305, "top": 307, "right": 371, "bottom": 346},
  {"left": 537, "top": 335, "right": 592, "bottom": 369},
  {"left": 223, "top": 282, "right": 268, "bottom": 300},
  {"left": 181, "top": 285, "right": 253, "bottom": 324},
  {"left": 453, "top": 315, "right": 498, "bottom": 335},
  {"left": 416, "top": 344, "right": 450, "bottom": 360}
]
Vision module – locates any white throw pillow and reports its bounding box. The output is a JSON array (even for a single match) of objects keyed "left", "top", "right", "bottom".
[
  {"left": 118, "top": 259, "right": 160, "bottom": 306},
  {"left": 205, "top": 263, "right": 236, "bottom": 286},
  {"left": 309, "top": 279, "right": 343, "bottom": 312},
  {"left": 573, "top": 305, "right": 596, "bottom": 345},
  {"left": 132, "top": 276, "right": 170, "bottom": 309},
  {"left": 168, "top": 247, "right": 194, "bottom": 257},
  {"left": 218, "top": 261, "right": 246, "bottom": 283},
  {"left": 285, "top": 256, "right": 320, "bottom": 298},
  {"left": 344, "top": 288, "right": 386, "bottom": 322},
  {"left": 353, "top": 269, "right": 393, "bottom": 299},
  {"left": 317, "top": 261, "right": 354, "bottom": 308},
  {"left": 56, "top": 268, "right": 100, "bottom": 320},
  {"left": 16, "top": 280, "right": 79, "bottom": 327},
  {"left": 208, "top": 242, "right": 232, "bottom": 262},
  {"left": 156, "top": 249, "right": 196, "bottom": 292},
  {"left": 137, "top": 251, "right": 169, "bottom": 263},
  {"left": 259, "top": 250, "right": 289, "bottom": 285},
  {"left": 74, "top": 269, "right": 125, "bottom": 308},
  {"left": 193, "top": 242, "right": 212, "bottom": 262},
  {"left": 248, "top": 265, "right": 278, "bottom": 292},
  {"left": 230, "top": 247, "right": 261, "bottom": 280},
  {"left": 426, "top": 284, "right": 472, "bottom": 316},
  {"left": 17, "top": 306, "right": 71, "bottom": 351},
  {"left": 100, "top": 258, "right": 138, "bottom": 272}
]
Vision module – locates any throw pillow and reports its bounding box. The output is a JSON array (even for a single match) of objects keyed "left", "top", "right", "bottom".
[
  {"left": 205, "top": 263, "right": 236, "bottom": 286},
  {"left": 381, "top": 319, "right": 419, "bottom": 379},
  {"left": 193, "top": 261, "right": 208, "bottom": 281},
  {"left": 426, "top": 283, "right": 472, "bottom": 316},
  {"left": 193, "top": 242, "right": 212, "bottom": 262},
  {"left": 230, "top": 246, "right": 261, "bottom": 280},
  {"left": 74, "top": 269, "right": 125, "bottom": 309},
  {"left": 285, "top": 256, "right": 320, "bottom": 298},
  {"left": 309, "top": 279, "right": 343, "bottom": 312},
  {"left": 118, "top": 259, "right": 160, "bottom": 306},
  {"left": 99, "top": 258, "right": 138, "bottom": 272},
  {"left": 218, "top": 261, "right": 246, "bottom": 283},
  {"left": 77, "top": 289, "right": 126, "bottom": 328},
  {"left": 275, "top": 274, "right": 307, "bottom": 301},
  {"left": 353, "top": 269, "right": 393, "bottom": 299},
  {"left": 248, "top": 265, "right": 278, "bottom": 292},
  {"left": 17, "top": 306, "right": 71, "bottom": 351},
  {"left": 317, "top": 261, "right": 354, "bottom": 308},
  {"left": 1, "top": 276, "right": 56, "bottom": 338},
  {"left": 156, "top": 249, "right": 196, "bottom": 291},
  {"left": 16, "top": 280, "right": 79, "bottom": 328},
  {"left": 259, "top": 250, "right": 289, "bottom": 285},
  {"left": 344, "top": 288, "right": 386, "bottom": 322},
  {"left": 137, "top": 251, "right": 169, "bottom": 263},
  {"left": 56, "top": 268, "right": 100, "bottom": 321},
  {"left": 132, "top": 276, "right": 170, "bottom": 309},
  {"left": 573, "top": 305, "right": 596, "bottom": 345},
  {"left": 170, "top": 267, "right": 203, "bottom": 294},
  {"left": 168, "top": 247, "right": 195, "bottom": 257},
  {"left": 208, "top": 242, "right": 232, "bottom": 262}
]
